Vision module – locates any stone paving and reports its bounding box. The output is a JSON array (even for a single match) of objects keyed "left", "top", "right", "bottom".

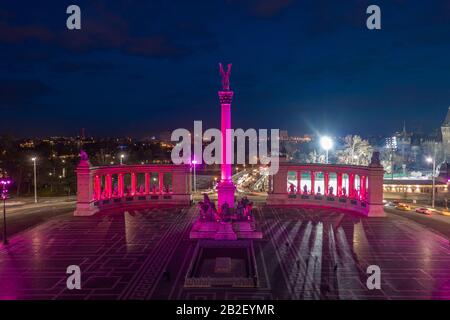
[{"left": 0, "top": 206, "right": 449, "bottom": 300}]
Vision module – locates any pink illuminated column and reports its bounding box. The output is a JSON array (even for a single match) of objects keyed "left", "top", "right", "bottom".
[
  {"left": 337, "top": 173, "right": 342, "bottom": 196},
  {"left": 94, "top": 175, "right": 101, "bottom": 200},
  {"left": 360, "top": 175, "right": 366, "bottom": 200},
  {"left": 296, "top": 171, "right": 301, "bottom": 194},
  {"left": 106, "top": 174, "right": 112, "bottom": 199},
  {"left": 216, "top": 64, "right": 236, "bottom": 210},
  {"left": 324, "top": 172, "right": 329, "bottom": 195},
  {"left": 158, "top": 172, "right": 164, "bottom": 193},
  {"left": 118, "top": 173, "right": 124, "bottom": 197},
  {"left": 349, "top": 173, "right": 355, "bottom": 198},
  {"left": 144, "top": 173, "right": 150, "bottom": 194},
  {"left": 310, "top": 171, "right": 315, "bottom": 195},
  {"left": 131, "top": 172, "right": 136, "bottom": 195}
]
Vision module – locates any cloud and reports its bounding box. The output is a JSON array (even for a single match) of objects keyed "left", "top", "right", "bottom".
[
  {"left": 49, "top": 61, "right": 115, "bottom": 73},
  {"left": 0, "top": 21, "right": 54, "bottom": 44},
  {"left": 227, "top": 0, "right": 294, "bottom": 18},
  {"left": 0, "top": 79, "right": 52, "bottom": 108},
  {"left": 126, "top": 36, "right": 190, "bottom": 58},
  {"left": 0, "top": 8, "right": 189, "bottom": 60},
  {"left": 249, "top": 0, "right": 294, "bottom": 18}
]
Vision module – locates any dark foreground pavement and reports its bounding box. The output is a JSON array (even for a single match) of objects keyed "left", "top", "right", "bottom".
[{"left": 1, "top": 206, "right": 449, "bottom": 300}]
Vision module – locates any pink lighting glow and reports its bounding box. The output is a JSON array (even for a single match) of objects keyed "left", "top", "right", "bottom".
[{"left": 216, "top": 62, "right": 236, "bottom": 210}]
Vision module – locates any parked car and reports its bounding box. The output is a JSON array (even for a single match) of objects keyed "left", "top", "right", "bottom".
[
  {"left": 415, "top": 207, "right": 432, "bottom": 215},
  {"left": 396, "top": 203, "right": 411, "bottom": 211}
]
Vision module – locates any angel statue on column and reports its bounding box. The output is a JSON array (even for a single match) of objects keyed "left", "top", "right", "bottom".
[{"left": 219, "top": 62, "right": 232, "bottom": 91}]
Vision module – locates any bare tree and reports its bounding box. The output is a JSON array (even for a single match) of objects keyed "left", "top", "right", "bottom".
[
  {"left": 336, "top": 135, "right": 373, "bottom": 166},
  {"left": 307, "top": 149, "right": 326, "bottom": 164}
]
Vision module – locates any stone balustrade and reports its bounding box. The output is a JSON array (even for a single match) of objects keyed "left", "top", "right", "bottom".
[
  {"left": 266, "top": 157, "right": 385, "bottom": 217},
  {"left": 74, "top": 156, "right": 191, "bottom": 216}
]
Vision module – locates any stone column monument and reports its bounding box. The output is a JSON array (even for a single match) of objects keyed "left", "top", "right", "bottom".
[{"left": 217, "top": 63, "right": 236, "bottom": 211}]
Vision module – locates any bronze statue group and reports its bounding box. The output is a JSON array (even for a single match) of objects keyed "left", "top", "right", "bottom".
[{"left": 197, "top": 193, "right": 253, "bottom": 222}]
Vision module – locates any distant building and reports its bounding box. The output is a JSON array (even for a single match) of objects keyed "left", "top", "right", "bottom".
[
  {"left": 158, "top": 131, "right": 172, "bottom": 143},
  {"left": 383, "top": 179, "right": 448, "bottom": 204},
  {"left": 280, "top": 130, "right": 289, "bottom": 141},
  {"left": 441, "top": 107, "right": 450, "bottom": 161},
  {"left": 385, "top": 136, "right": 397, "bottom": 151}
]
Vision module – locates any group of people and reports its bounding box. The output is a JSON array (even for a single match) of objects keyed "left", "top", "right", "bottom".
[{"left": 197, "top": 194, "right": 253, "bottom": 222}]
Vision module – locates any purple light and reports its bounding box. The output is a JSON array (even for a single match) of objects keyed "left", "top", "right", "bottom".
[
  {"left": 0, "top": 178, "right": 12, "bottom": 199},
  {"left": 192, "top": 159, "right": 197, "bottom": 165}
]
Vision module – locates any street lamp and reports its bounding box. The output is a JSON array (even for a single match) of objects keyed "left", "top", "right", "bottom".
[
  {"left": 1, "top": 178, "right": 12, "bottom": 245},
  {"left": 31, "top": 157, "right": 37, "bottom": 203},
  {"left": 426, "top": 154, "right": 436, "bottom": 208},
  {"left": 320, "top": 136, "right": 333, "bottom": 164},
  {"left": 120, "top": 154, "right": 125, "bottom": 165},
  {"left": 192, "top": 159, "right": 197, "bottom": 193}
]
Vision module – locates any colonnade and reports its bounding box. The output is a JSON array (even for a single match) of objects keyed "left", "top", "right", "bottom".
[
  {"left": 74, "top": 153, "right": 191, "bottom": 216},
  {"left": 267, "top": 156, "right": 385, "bottom": 217}
]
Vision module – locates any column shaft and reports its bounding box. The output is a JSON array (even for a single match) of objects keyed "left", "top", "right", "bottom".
[
  {"left": 349, "top": 174, "right": 355, "bottom": 198},
  {"left": 118, "top": 173, "right": 124, "bottom": 197},
  {"left": 337, "top": 173, "right": 342, "bottom": 196},
  {"left": 131, "top": 172, "right": 136, "bottom": 195},
  {"left": 360, "top": 175, "right": 366, "bottom": 200},
  {"left": 94, "top": 175, "right": 101, "bottom": 200},
  {"left": 106, "top": 174, "right": 112, "bottom": 199},
  {"left": 145, "top": 173, "right": 150, "bottom": 194},
  {"left": 158, "top": 172, "right": 164, "bottom": 193}
]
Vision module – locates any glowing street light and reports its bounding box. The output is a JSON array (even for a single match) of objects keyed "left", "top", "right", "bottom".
[
  {"left": 120, "top": 154, "right": 125, "bottom": 165},
  {"left": 1, "top": 178, "right": 12, "bottom": 245},
  {"left": 320, "top": 136, "right": 333, "bottom": 164},
  {"left": 192, "top": 159, "right": 198, "bottom": 193},
  {"left": 426, "top": 146, "right": 437, "bottom": 208},
  {"left": 31, "top": 157, "right": 37, "bottom": 203}
]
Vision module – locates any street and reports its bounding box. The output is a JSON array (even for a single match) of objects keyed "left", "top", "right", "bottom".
[
  {"left": 385, "top": 206, "right": 450, "bottom": 239},
  {"left": 2, "top": 197, "right": 75, "bottom": 241}
]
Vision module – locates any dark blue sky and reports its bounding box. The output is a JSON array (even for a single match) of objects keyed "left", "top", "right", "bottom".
[{"left": 1, "top": 0, "right": 450, "bottom": 138}]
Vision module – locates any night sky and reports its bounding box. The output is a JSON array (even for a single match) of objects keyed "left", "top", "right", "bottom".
[{"left": 1, "top": 0, "right": 450, "bottom": 138}]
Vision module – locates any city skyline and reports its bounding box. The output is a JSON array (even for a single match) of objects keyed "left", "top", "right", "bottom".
[{"left": 1, "top": 1, "right": 450, "bottom": 137}]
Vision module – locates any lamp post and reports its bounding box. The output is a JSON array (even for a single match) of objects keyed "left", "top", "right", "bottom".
[
  {"left": 320, "top": 136, "right": 333, "bottom": 164},
  {"left": 426, "top": 145, "right": 437, "bottom": 208},
  {"left": 120, "top": 154, "right": 125, "bottom": 165},
  {"left": 31, "top": 157, "right": 37, "bottom": 203},
  {"left": 1, "top": 178, "right": 11, "bottom": 245},
  {"left": 192, "top": 159, "right": 197, "bottom": 193}
]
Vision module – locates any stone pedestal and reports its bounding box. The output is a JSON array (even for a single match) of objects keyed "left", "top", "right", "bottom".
[
  {"left": 190, "top": 220, "right": 262, "bottom": 240},
  {"left": 74, "top": 157, "right": 98, "bottom": 216},
  {"left": 367, "top": 204, "right": 386, "bottom": 217},
  {"left": 217, "top": 181, "right": 236, "bottom": 211},
  {"left": 215, "top": 222, "right": 237, "bottom": 240},
  {"left": 233, "top": 221, "right": 262, "bottom": 239}
]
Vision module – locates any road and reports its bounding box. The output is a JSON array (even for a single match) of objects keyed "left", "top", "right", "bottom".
[
  {"left": 385, "top": 206, "right": 450, "bottom": 239},
  {"left": 1, "top": 197, "right": 75, "bottom": 241}
]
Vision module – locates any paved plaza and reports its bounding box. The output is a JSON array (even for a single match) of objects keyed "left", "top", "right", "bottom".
[{"left": 0, "top": 206, "right": 449, "bottom": 300}]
